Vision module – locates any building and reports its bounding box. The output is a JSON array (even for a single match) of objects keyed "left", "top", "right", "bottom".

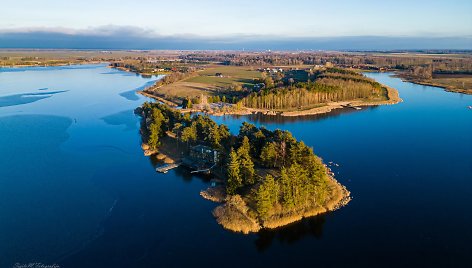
[
  {"left": 183, "top": 145, "right": 219, "bottom": 170},
  {"left": 189, "top": 145, "right": 218, "bottom": 163}
]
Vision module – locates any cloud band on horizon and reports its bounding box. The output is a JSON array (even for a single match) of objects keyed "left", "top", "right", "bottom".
[{"left": 1, "top": 26, "right": 471, "bottom": 51}]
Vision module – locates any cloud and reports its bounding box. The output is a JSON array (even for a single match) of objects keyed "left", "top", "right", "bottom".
[
  {"left": 0, "top": 25, "right": 156, "bottom": 37},
  {"left": 0, "top": 25, "right": 471, "bottom": 50}
]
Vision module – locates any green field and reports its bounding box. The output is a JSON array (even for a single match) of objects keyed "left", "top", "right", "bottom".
[{"left": 184, "top": 66, "right": 262, "bottom": 88}]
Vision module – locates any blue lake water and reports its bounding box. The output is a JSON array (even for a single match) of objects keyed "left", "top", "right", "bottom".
[{"left": 1, "top": 65, "right": 471, "bottom": 267}]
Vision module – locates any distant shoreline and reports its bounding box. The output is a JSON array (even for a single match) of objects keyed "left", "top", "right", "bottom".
[
  {"left": 0, "top": 61, "right": 105, "bottom": 68},
  {"left": 393, "top": 72, "right": 472, "bottom": 95}
]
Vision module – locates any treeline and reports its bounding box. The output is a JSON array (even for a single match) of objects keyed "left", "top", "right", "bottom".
[
  {"left": 241, "top": 69, "right": 386, "bottom": 110},
  {"left": 179, "top": 52, "right": 472, "bottom": 73},
  {"left": 110, "top": 60, "right": 199, "bottom": 74},
  {"left": 141, "top": 102, "right": 232, "bottom": 150}
]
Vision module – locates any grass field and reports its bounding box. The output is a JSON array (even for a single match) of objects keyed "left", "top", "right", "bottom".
[
  {"left": 155, "top": 65, "right": 263, "bottom": 98},
  {"left": 431, "top": 77, "right": 472, "bottom": 90},
  {"left": 153, "top": 81, "right": 221, "bottom": 99},
  {"left": 184, "top": 66, "right": 262, "bottom": 87}
]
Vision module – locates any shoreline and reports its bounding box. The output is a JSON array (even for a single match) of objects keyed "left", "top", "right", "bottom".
[
  {"left": 111, "top": 66, "right": 170, "bottom": 76},
  {"left": 142, "top": 134, "right": 352, "bottom": 232},
  {"left": 201, "top": 173, "right": 351, "bottom": 234},
  {"left": 137, "top": 104, "right": 352, "bottom": 234},
  {"left": 393, "top": 72, "right": 472, "bottom": 95},
  {"left": 140, "top": 84, "right": 401, "bottom": 118},
  {"left": 137, "top": 90, "right": 180, "bottom": 107},
  {"left": 0, "top": 61, "right": 105, "bottom": 68},
  {"left": 141, "top": 136, "right": 182, "bottom": 164}
]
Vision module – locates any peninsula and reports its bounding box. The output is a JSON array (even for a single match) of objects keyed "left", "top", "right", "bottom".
[
  {"left": 137, "top": 103, "right": 351, "bottom": 233},
  {"left": 125, "top": 63, "right": 402, "bottom": 117}
]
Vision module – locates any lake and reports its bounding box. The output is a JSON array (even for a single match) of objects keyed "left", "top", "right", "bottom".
[{"left": 1, "top": 65, "right": 471, "bottom": 268}]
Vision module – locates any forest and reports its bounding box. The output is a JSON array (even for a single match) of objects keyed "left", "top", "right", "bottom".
[
  {"left": 179, "top": 51, "right": 472, "bottom": 73},
  {"left": 227, "top": 121, "right": 331, "bottom": 222},
  {"left": 240, "top": 68, "right": 387, "bottom": 110},
  {"left": 139, "top": 102, "right": 336, "bottom": 224}
]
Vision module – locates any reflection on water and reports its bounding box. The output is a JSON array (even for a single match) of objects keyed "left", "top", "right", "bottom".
[
  {"left": 101, "top": 109, "right": 139, "bottom": 131},
  {"left": 246, "top": 106, "right": 375, "bottom": 123},
  {"left": 209, "top": 106, "right": 380, "bottom": 134},
  {"left": 255, "top": 215, "right": 326, "bottom": 252}
]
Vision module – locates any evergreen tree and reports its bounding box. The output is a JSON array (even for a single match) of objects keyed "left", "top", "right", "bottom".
[
  {"left": 260, "top": 142, "right": 277, "bottom": 167},
  {"left": 180, "top": 123, "right": 197, "bottom": 144},
  {"left": 152, "top": 108, "right": 165, "bottom": 131},
  {"left": 183, "top": 97, "right": 193, "bottom": 109},
  {"left": 238, "top": 136, "right": 255, "bottom": 185},
  {"left": 264, "top": 174, "right": 279, "bottom": 205},
  {"left": 238, "top": 136, "right": 251, "bottom": 155},
  {"left": 239, "top": 156, "right": 255, "bottom": 185},
  {"left": 208, "top": 125, "right": 221, "bottom": 148},
  {"left": 148, "top": 122, "right": 160, "bottom": 150},
  {"left": 256, "top": 182, "right": 271, "bottom": 221},
  {"left": 226, "top": 149, "right": 242, "bottom": 195},
  {"left": 239, "top": 122, "right": 257, "bottom": 138},
  {"left": 218, "top": 125, "right": 230, "bottom": 147},
  {"left": 287, "top": 163, "right": 304, "bottom": 207},
  {"left": 280, "top": 167, "right": 294, "bottom": 209}
]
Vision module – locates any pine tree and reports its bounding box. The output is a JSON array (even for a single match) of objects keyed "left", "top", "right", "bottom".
[
  {"left": 208, "top": 125, "right": 221, "bottom": 148},
  {"left": 280, "top": 167, "right": 294, "bottom": 210},
  {"left": 238, "top": 135, "right": 251, "bottom": 154},
  {"left": 181, "top": 124, "right": 197, "bottom": 144},
  {"left": 239, "top": 156, "right": 255, "bottom": 185},
  {"left": 260, "top": 142, "right": 277, "bottom": 167},
  {"left": 264, "top": 174, "right": 279, "bottom": 205},
  {"left": 148, "top": 122, "right": 160, "bottom": 150},
  {"left": 218, "top": 125, "right": 230, "bottom": 147},
  {"left": 152, "top": 108, "right": 165, "bottom": 131},
  {"left": 237, "top": 136, "right": 255, "bottom": 185},
  {"left": 183, "top": 97, "right": 193, "bottom": 109},
  {"left": 226, "top": 149, "right": 242, "bottom": 195},
  {"left": 256, "top": 183, "right": 271, "bottom": 221}
]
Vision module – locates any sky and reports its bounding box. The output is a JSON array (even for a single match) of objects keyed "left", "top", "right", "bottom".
[{"left": 1, "top": 0, "right": 471, "bottom": 50}]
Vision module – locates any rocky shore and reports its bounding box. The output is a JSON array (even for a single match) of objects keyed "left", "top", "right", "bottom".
[{"left": 140, "top": 141, "right": 179, "bottom": 164}]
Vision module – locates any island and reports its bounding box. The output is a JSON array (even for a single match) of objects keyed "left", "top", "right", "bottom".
[{"left": 136, "top": 103, "right": 351, "bottom": 234}]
